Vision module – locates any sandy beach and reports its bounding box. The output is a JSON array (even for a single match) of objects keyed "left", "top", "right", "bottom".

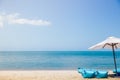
[{"left": 0, "top": 70, "right": 119, "bottom": 80}]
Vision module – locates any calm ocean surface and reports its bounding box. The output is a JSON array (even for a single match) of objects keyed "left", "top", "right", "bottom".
[{"left": 0, "top": 51, "right": 120, "bottom": 70}]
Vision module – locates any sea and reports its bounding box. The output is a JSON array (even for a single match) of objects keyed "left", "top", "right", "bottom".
[{"left": 0, "top": 51, "right": 120, "bottom": 70}]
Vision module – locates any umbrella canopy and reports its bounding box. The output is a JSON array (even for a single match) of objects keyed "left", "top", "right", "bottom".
[
  {"left": 89, "top": 36, "right": 120, "bottom": 75},
  {"left": 89, "top": 36, "right": 120, "bottom": 49}
]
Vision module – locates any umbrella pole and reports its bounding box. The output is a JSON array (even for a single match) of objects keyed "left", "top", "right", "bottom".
[{"left": 112, "top": 44, "right": 118, "bottom": 76}]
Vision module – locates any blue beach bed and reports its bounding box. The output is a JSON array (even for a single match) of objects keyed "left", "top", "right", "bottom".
[
  {"left": 95, "top": 71, "right": 108, "bottom": 78},
  {"left": 113, "top": 68, "right": 120, "bottom": 76},
  {"left": 78, "top": 68, "right": 96, "bottom": 78}
]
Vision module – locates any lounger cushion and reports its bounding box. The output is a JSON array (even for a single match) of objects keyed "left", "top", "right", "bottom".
[
  {"left": 113, "top": 68, "right": 120, "bottom": 76},
  {"left": 95, "top": 71, "right": 108, "bottom": 78},
  {"left": 81, "top": 70, "right": 95, "bottom": 78},
  {"left": 78, "top": 68, "right": 96, "bottom": 73},
  {"left": 113, "top": 68, "right": 120, "bottom": 73}
]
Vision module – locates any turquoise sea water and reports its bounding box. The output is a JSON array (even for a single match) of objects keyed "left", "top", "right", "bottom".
[{"left": 0, "top": 51, "right": 120, "bottom": 70}]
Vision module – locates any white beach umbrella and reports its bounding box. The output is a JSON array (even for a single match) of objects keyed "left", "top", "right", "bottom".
[{"left": 89, "top": 36, "right": 120, "bottom": 75}]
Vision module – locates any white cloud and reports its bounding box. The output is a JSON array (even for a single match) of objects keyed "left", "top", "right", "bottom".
[{"left": 0, "top": 13, "right": 51, "bottom": 28}]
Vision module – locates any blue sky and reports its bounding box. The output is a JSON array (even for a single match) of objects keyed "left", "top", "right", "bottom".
[{"left": 0, "top": 0, "right": 120, "bottom": 51}]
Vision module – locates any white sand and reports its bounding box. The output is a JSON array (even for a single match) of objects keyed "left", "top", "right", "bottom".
[{"left": 0, "top": 70, "right": 119, "bottom": 80}]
